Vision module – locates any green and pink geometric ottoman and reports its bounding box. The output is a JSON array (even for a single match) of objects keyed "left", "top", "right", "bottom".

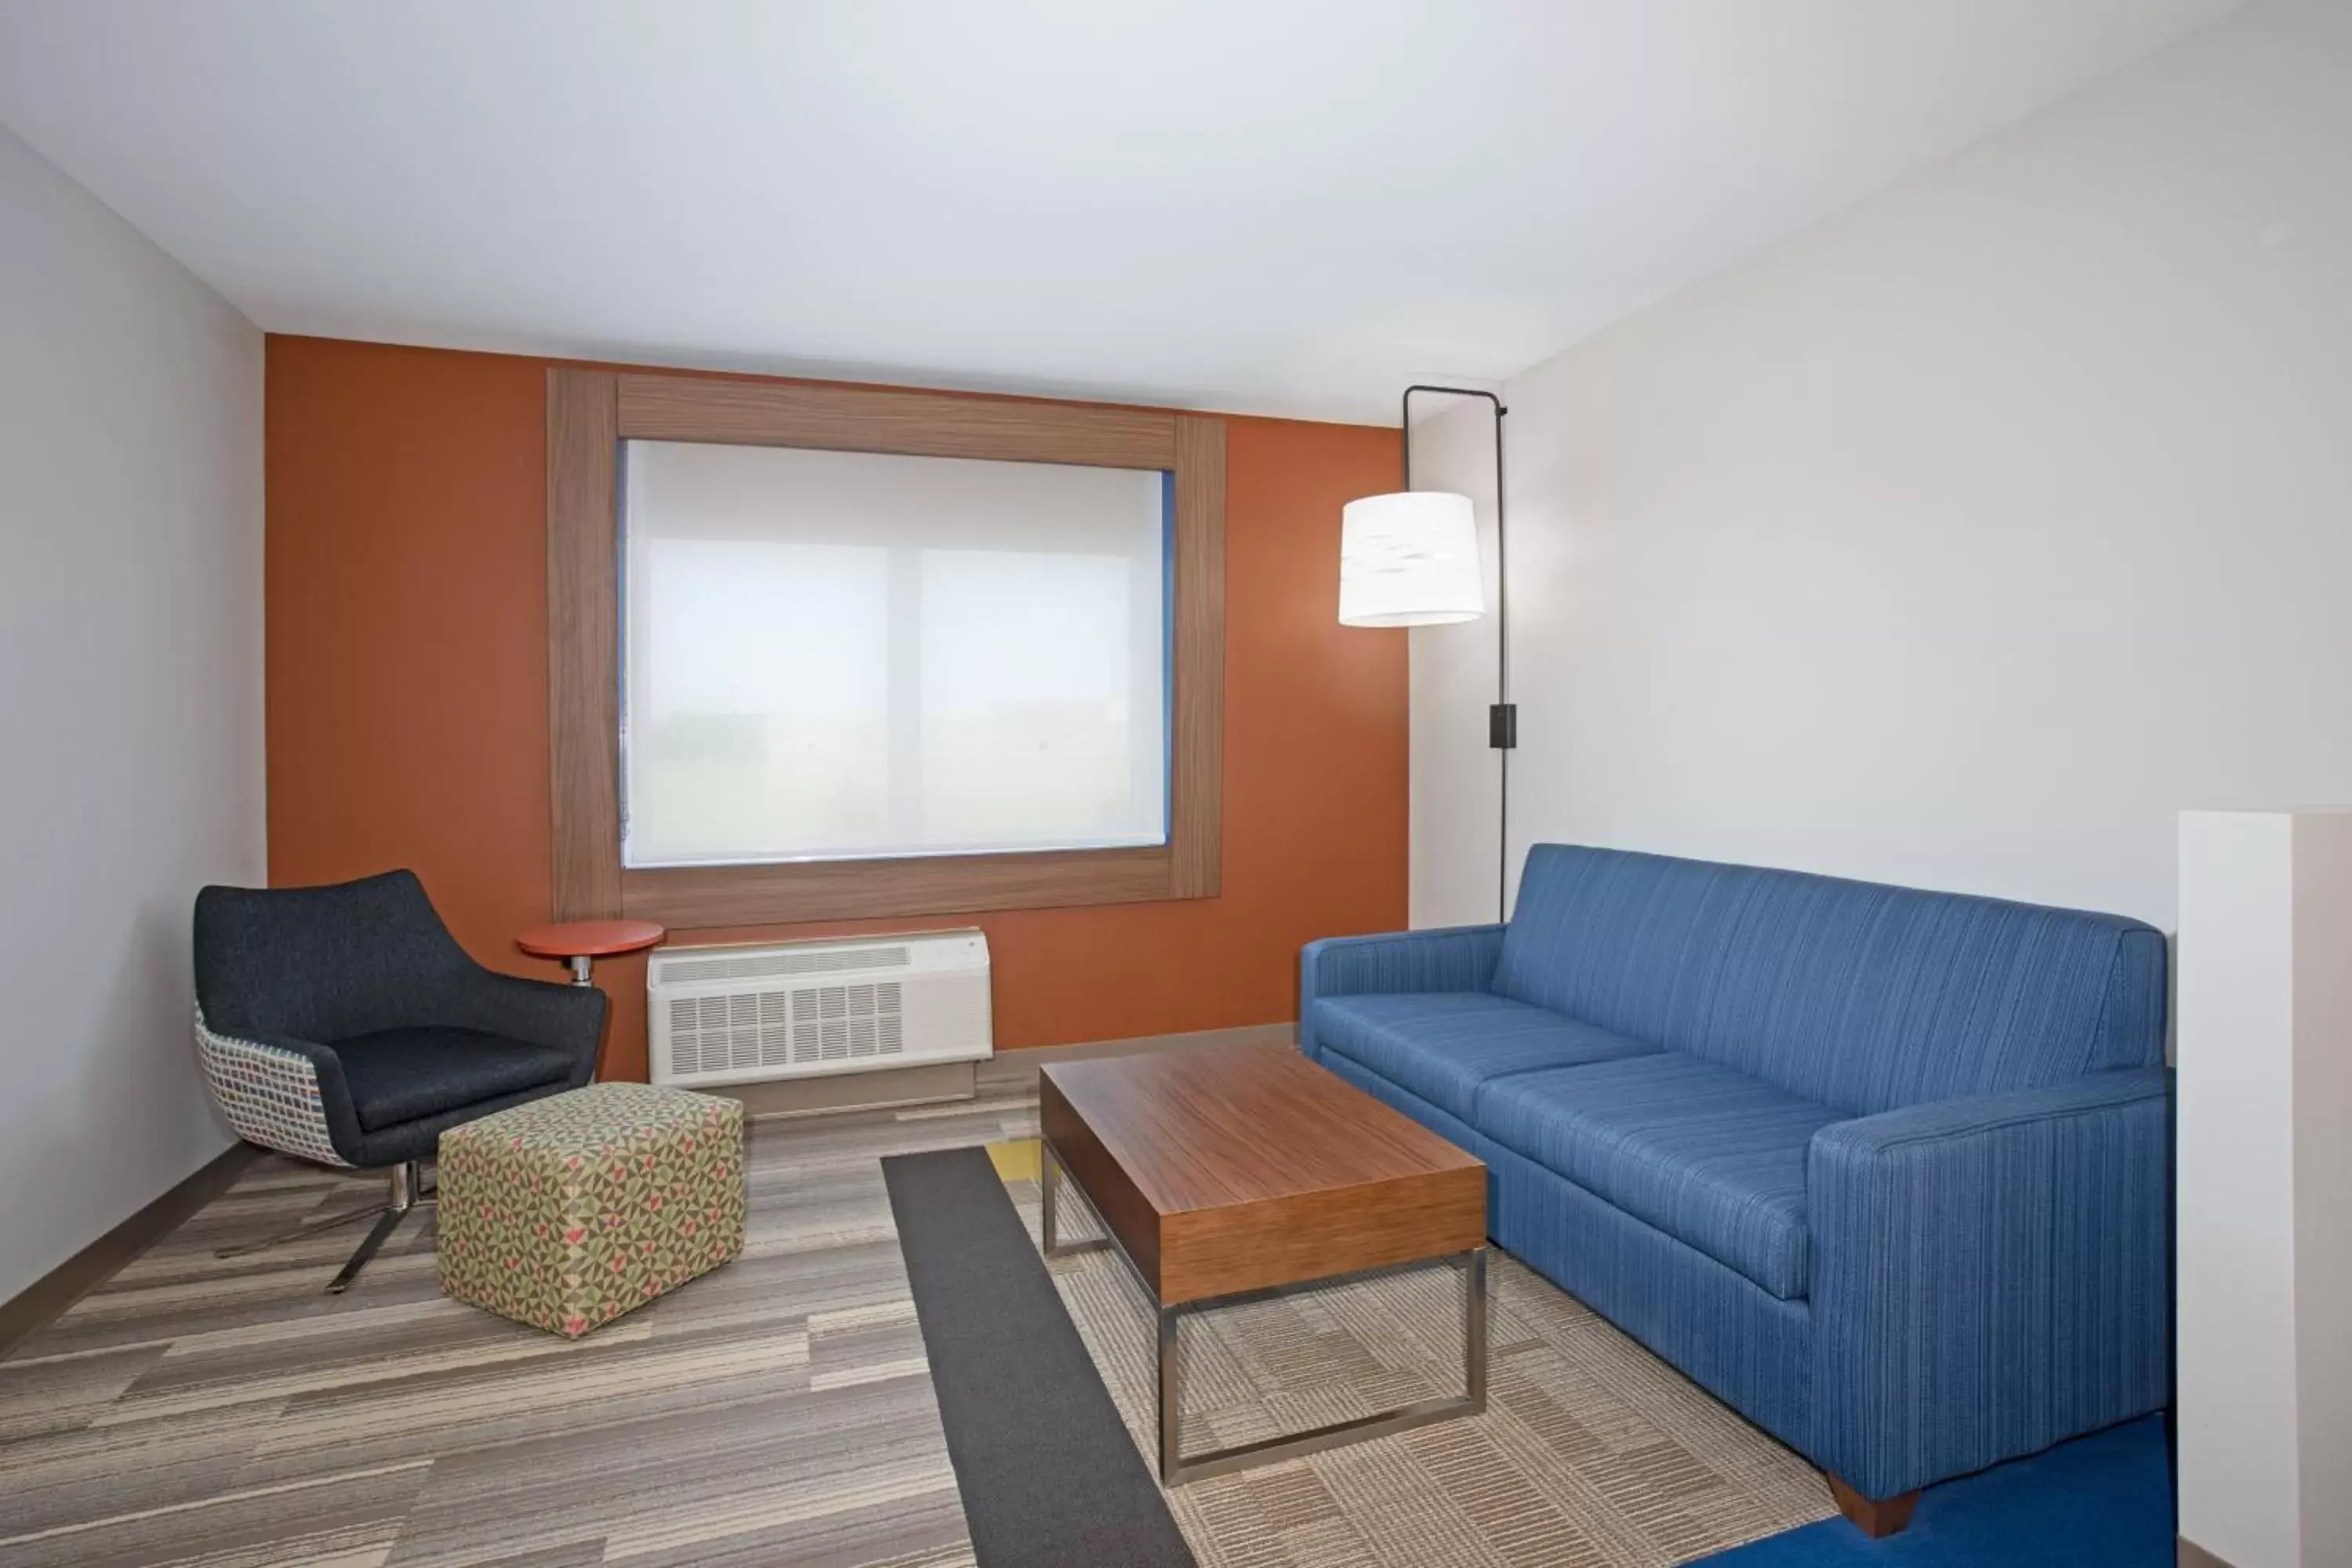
[{"left": 437, "top": 1083, "right": 746, "bottom": 1338}]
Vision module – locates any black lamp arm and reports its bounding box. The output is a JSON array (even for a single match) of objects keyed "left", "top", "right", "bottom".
[{"left": 1400, "top": 384, "right": 1514, "bottom": 921}]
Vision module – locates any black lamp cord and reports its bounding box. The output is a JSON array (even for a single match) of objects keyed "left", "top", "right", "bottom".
[{"left": 1400, "top": 385, "right": 1512, "bottom": 924}]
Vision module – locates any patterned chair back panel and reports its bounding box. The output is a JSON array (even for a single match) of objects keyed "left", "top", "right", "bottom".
[{"left": 1491, "top": 845, "right": 2166, "bottom": 1116}]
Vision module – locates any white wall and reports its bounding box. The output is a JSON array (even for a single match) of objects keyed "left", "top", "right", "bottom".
[
  {"left": 2286, "top": 812, "right": 2352, "bottom": 1568},
  {"left": 2177, "top": 808, "right": 2352, "bottom": 1568},
  {"left": 2176, "top": 810, "right": 2303, "bottom": 1567},
  {"left": 1412, "top": 0, "right": 2352, "bottom": 933},
  {"left": 0, "top": 124, "right": 264, "bottom": 1304}
]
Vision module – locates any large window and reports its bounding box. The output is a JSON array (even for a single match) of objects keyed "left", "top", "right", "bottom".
[
  {"left": 622, "top": 441, "right": 1171, "bottom": 868},
  {"left": 546, "top": 370, "right": 1223, "bottom": 927}
]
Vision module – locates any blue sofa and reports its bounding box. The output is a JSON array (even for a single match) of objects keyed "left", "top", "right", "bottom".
[{"left": 1300, "top": 844, "right": 2169, "bottom": 1518}]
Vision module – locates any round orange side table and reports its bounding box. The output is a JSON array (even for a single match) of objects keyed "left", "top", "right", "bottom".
[
  {"left": 516, "top": 920, "right": 664, "bottom": 1082},
  {"left": 515, "top": 919, "right": 666, "bottom": 989}
]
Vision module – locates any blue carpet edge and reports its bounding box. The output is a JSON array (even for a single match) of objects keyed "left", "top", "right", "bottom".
[{"left": 1694, "top": 1414, "right": 2175, "bottom": 1566}]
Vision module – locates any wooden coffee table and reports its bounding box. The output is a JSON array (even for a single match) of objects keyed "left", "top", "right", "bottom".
[{"left": 1040, "top": 1043, "right": 1489, "bottom": 1484}]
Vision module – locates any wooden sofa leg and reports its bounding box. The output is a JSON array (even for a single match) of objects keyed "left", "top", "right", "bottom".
[{"left": 1828, "top": 1475, "right": 1918, "bottom": 1537}]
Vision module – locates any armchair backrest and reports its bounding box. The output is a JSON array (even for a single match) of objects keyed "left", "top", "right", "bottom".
[
  {"left": 1492, "top": 845, "right": 2166, "bottom": 1115},
  {"left": 194, "top": 869, "right": 483, "bottom": 1042}
]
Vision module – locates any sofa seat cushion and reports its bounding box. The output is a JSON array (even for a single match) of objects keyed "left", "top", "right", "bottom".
[
  {"left": 1477, "top": 1053, "right": 1842, "bottom": 1300},
  {"left": 330, "top": 1027, "right": 577, "bottom": 1133},
  {"left": 1311, "top": 992, "right": 1658, "bottom": 1123}
]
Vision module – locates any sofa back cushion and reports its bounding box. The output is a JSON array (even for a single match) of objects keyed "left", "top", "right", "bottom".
[{"left": 1490, "top": 845, "right": 2165, "bottom": 1115}]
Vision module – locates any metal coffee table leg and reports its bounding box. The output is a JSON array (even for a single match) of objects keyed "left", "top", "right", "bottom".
[
  {"left": 1040, "top": 1138, "right": 1109, "bottom": 1260},
  {"left": 1036, "top": 1135, "right": 1490, "bottom": 1486},
  {"left": 1159, "top": 1305, "right": 1185, "bottom": 1480},
  {"left": 1154, "top": 1246, "right": 1489, "bottom": 1485},
  {"left": 1465, "top": 1245, "right": 1488, "bottom": 1409}
]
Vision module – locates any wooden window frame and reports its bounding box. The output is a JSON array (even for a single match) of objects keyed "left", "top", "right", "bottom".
[{"left": 546, "top": 369, "right": 1224, "bottom": 927}]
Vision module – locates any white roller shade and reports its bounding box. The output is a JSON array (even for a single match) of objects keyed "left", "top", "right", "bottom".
[{"left": 622, "top": 441, "right": 1168, "bottom": 867}]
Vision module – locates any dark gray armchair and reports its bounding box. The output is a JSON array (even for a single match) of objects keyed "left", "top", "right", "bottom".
[{"left": 192, "top": 869, "right": 606, "bottom": 1291}]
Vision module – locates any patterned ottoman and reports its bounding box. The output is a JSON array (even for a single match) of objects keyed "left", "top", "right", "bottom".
[{"left": 437, "top": 1083, "right": 746, "bottom": 1338}]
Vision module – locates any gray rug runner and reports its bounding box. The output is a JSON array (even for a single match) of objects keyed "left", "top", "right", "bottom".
[{"left": 883, "top": 1145, "right": 1196, "bottom": 1568}]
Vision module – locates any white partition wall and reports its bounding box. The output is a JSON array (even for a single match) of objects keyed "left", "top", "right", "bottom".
[{"left": 2176, "top": 808, "right": 2352, "bottom": 1568}]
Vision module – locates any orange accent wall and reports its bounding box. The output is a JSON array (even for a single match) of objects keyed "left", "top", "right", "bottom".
[{"left": 266, "top": 335, "right": 1407, "bottom": 1080}]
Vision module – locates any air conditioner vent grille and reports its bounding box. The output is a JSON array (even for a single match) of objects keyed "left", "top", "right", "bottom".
[
  {"left": 649, "top": 934, "right": 988, "bottom": 1088},
  {"left": 662, "top": 978, "right": 924, "bottom": 1080},
  {"left": 653, "top": 944, "right": 911, "bottom": 986}
]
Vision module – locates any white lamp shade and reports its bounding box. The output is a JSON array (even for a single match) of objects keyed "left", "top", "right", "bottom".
[{"left": 1338, "top": 491, "right": 1486, "bottom": 626}]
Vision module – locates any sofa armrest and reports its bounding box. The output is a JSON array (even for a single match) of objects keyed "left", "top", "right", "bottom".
[
  {"left": 1298, "top": 925, "right": 1505, "bottom": 1060},
  {"left": 1806, "top": 1069, "right": 2171, "bottom": 1498}
]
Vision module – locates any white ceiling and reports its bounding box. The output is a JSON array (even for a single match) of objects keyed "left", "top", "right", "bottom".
[{"left": 0, "top": 1, "right": 2236, "bottom": 423}]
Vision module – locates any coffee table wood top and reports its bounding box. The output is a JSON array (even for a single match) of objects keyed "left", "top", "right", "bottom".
[{"left": 1040, "top": 1044, "right": 1486, "bottom": 1305}]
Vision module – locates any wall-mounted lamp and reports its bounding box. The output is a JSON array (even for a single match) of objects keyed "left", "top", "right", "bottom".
[
  {"left": 1338, "top": 385, "right": 1513, "bottom": 920},
  {"left": 1338, "top": 491, "right": 1484, "bottom": 626}
]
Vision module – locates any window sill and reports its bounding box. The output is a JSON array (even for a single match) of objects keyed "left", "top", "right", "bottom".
[{"left": 619, "top": 843, "right": 1204, "bottom": 927}]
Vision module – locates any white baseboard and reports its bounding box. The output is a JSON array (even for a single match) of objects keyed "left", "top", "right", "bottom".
[
  {"left": 975, "top": 1021, "right": 1298, "bottom": 1091},
  {"left": 713, "top": 1060, "right": 978, "bottom": 1120},
  {"left": 706, "top": 1021, "right": 1299, "bottom": 1118}
]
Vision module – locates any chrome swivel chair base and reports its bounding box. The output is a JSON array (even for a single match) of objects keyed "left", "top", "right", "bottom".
[{"left": 215, "top": 1159, "right": 434, "bottom": 1294}]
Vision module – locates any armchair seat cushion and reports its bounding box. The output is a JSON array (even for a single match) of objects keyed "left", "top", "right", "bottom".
[
  {"left": 1478, "top": 1053, "right": 1842, "bottom": 1300},
  {"left": 1310, "top": 992, "right": 1657, "bottom": 1123},
  {"left": 331, "top": 1027, "right": 579, "bottom": 1134}
]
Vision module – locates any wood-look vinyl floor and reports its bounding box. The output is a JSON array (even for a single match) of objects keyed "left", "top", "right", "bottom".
[
  {"left": 0, "top": 1091, "right": 1044, "bottom": 1568},
  {"left": 2, "top": 1084, "right": 1834, "bottom": 1568}
]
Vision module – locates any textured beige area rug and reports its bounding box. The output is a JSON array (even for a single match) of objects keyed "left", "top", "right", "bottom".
[{"left": 1000, "top": 1160, "right": 1834, "bottom": 1567}]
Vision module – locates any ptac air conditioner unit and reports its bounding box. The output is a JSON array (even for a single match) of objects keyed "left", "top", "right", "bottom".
[{"left": 647, "top": 930, "right": 992, "bottom": 1089}]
